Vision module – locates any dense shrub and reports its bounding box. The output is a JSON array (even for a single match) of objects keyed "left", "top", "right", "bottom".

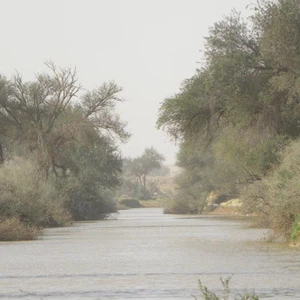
[
  {"left": 163, "top": 199, "right": 191, "bottom": 214},
  {"left": 0, "top": 217, "right": 39, "bottom": 241},
  {"left": 164, "top": 191, "right": 206, "bottom": 215},
  {"left": 119, "top": 199, "right": 142, "bottom": 208},
  {"left": 0, "top": 158, "right": 71, "bottom": 240},
  {"left": 68, "top": 182, "right": 117, "bottom": 220},
  {"left": 242, "top": 140, "right": 300, "bottom": 241},
  {"left": 290, "top": 216, "right": 300, "bottom": 244}
]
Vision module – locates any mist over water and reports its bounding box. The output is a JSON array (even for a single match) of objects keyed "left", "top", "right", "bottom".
[{"left": 0, "top": 208, "right": 300, "bottom": 299}]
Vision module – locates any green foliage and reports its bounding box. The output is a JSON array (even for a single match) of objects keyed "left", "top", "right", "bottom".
[
  {"left": 127, "top": 147, "right": 165, "bottom": 188},
  {"left": 291, "top": 215, "right": 300, "bottom": 244},
  {"left": 0, "top": 158, "right": 71, "bottom": 233},
  {"left": 118, "top": 148, "right": 165, "bottom": 200},
  {"left": 0, "top": 63, "right": 128, "bottom": 239},
  {"left": 158, "top": 0, "right": 300, "bottom": 229},
  {"left": 119, "top": 199, "right": 142, "bottom": 208},
  {"left": 59, "top": 128, "right": 123, "bottom": 220},
  {"left": 164, "top": 192, "right": 206, "bottom": 215},
  {"left": 68, "top": 182, "right": 117, "bottom": 220},
  {"left": 242, "top": 139, "right": 300, "bottom": 240}
]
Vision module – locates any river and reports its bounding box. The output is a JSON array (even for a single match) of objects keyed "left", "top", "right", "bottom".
[{"left": 0, "top": 208, "right": 300, "bottom": 299}]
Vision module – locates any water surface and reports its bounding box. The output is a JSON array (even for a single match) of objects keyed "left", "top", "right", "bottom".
[{"left": 1, "top": 208, "right": 300, "bottom": 299}]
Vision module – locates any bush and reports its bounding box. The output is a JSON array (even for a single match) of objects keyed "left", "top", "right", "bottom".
[
  {"left": 0, "top": 217, "right": 40, "bottom": 241},
  {"left": 290, "top": 216, "right": 300, "bottom": 244},
  {"left": 0, "top": 157, "right": 71, "bottom": 229},
  {"left": 68, "top": 181, "right": 117, "bottom": 220},
  {"left": 164, "top": 198, "right": 191, "bottom": 214},
  {"left": 119, "top": 199, "right": 142, "bottom": 208},
  {"left": 242, "top": 140, "right": 300, "bottom": 241},
  {"left": 164, "top": 188, "right": 206, "bottom": 215},
  {"left": 164, "top": 198, "right": 203, "bottom": 214}
]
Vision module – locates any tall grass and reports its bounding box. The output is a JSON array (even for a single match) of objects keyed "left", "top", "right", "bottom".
[
  {"left": 0, "top": 217, "right": 39, "bottom": 241},
  {"left": 242, "top": 140, "right": 300, "bottom": 242},
  {"left": 0, "top": 157, "right": 71, "bottom": 241},
  {"left": 192, "top": 278, "right": 259, "bottom": 300}
]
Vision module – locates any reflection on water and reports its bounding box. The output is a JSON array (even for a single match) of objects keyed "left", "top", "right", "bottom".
[{"left": 0, "top": 208, "right": 300, "bottom": 299}]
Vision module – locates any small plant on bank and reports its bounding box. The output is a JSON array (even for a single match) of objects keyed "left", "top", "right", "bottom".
[
  {"left": 192, "top": 278, "right": 259, "bottom": 300},
  {"left": 290, "top": 215, "right": 300, "bottom": 245},
  {"left": 0, "top": 217, "right": 39, "bottom": 241}
]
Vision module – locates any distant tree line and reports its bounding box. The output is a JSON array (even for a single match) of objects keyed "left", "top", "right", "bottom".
[
  {"left": 117, "top": 147, "right": 166, "bottom": 200},
  {"left": 158, "top": 0, "right": 300, "bottom": 242}
]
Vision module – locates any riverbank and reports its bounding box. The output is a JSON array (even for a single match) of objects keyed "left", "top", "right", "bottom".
[
  {"left": 116, "top": 198, "right": 167, "bottom": 210},
  {"left": 207, "top": 198, "right": 244, "bottom": 216},
  {"left": 139, "top": 198, "right": 167, "bottom": 208}
]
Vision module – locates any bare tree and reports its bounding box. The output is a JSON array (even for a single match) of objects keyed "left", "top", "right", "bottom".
[{"left": 0, "top": 63, "right": 129, "bottom": 179}]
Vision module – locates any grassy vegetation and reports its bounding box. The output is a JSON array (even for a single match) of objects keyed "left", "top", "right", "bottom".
[
  {"left": 242, "top": 140, "right": 300, "bottom": 241},
  {"left": 192, "top": 278, "right": 259, "bottom": 300},
  {"left": 116, "top": 197, "right": 167, "bottom": 209},
  {"left": 290, "top": 216, "right": 300, "bottom": 245},
  {"left": 139, "top": 198, "right": 167, "bottom": 208},
  {"left": 0, "top": 218, "right": 40, "bottom": 241},
  {"left": 0, "top": 158, "right": 71, "bottom": 241}
]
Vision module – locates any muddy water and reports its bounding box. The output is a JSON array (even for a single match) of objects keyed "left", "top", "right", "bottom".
[{"left": 0, "top": 208, "right": 300, "bottom": 299}]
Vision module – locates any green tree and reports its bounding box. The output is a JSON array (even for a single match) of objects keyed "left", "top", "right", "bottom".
[
  {"left": 0, "top": 62, "right": 129, "bottom": 227},
  {"left": 128, "top": 147, "right": 165, "bottom": 189},
  {"left": 118, "top": 148, "right": 165, "bottom": 200},
  {"left": 157, "top": 0, "right": 300, "bottom": 216}
]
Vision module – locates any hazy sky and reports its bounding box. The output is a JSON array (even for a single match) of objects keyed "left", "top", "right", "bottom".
[{"left": 0, "top": 0, "right": 252, "bottom": 163}]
